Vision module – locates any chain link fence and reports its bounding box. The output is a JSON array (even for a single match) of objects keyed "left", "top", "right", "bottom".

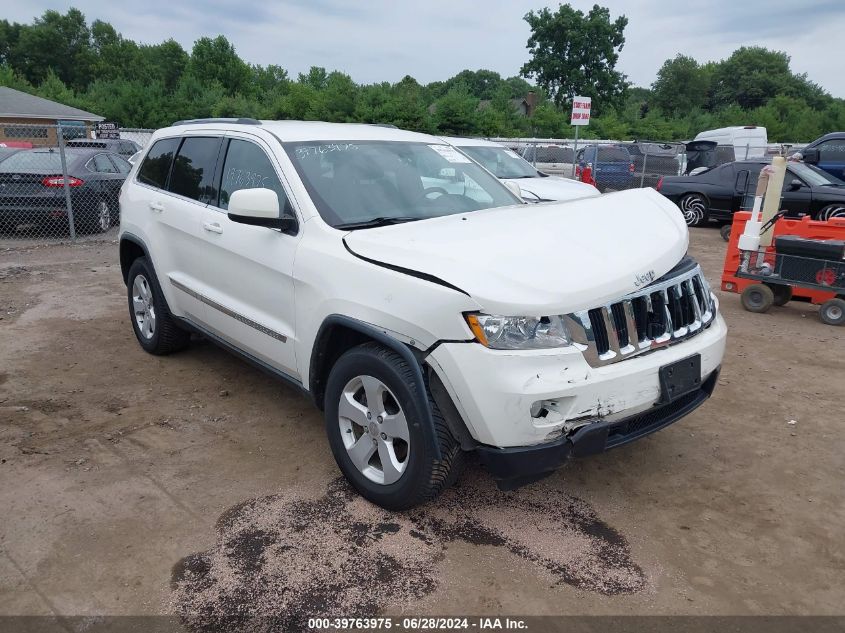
[
  {"left": 1, "top": 122, "right": 804, "bottom": 246},
  {"left": 0, "top": 123, "right": 154, "bottom": 246}
]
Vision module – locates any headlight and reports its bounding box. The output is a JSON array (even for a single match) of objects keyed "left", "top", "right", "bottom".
[{"left": 465, "top": 313, "right": 572, "bottom": 350}]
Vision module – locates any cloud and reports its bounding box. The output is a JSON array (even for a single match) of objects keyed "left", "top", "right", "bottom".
[{"left": 5, "top": 0, "right": 844, "bottom": 96}]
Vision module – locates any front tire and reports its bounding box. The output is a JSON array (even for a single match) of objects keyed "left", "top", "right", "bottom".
[
  {"left": 679, "top": 193, "right": 709, "bottom": 227},
  {"left": 819, "top": 298, "right": 845, "bottom": 326},
  {"left": 126, "top": 257, "right": 190, "bottom": 355},
  {"left": 324, "top": 342, "right": 463, "bottom": 510},
  {"left": 817, "top": 204, "right": 845, "bottom": 221}
]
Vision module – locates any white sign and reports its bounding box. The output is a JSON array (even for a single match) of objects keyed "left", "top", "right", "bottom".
[
  {"left": 570, "top": 96, "right": 591, "bottom": 126},
  {"left": 429, "top": 144, "right": 471, "bottom": 163}
]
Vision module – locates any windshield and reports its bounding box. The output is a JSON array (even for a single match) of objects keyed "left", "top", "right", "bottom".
[
  {"left": 789, "top": 162, "right": 845, "bottom": 186},
  {"left": 459, "top": 145, "right": 538, "bottom": 179},
  {"left": 285, "top": 141, "right": 521, "bottom": 228}
]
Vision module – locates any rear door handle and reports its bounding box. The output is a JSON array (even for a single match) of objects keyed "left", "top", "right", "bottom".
[
  {"left": 149, "top": 201, "right": 164, "bottom": 212},
  {"left": 203, "top": 221, "right": 223, "bottom": 234}
]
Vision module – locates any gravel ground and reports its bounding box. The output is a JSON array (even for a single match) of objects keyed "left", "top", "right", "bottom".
[{"left": 1, "top": 227, "right": 843, "bottom": 627}]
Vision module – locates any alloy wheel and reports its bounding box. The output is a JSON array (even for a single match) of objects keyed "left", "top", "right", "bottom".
[
  {"left": 97, "top": 200, "right": 111, "bottom": 232},
  {"left": 680, "top": 194, "right": 706, "bottom": 226},
  {"left": 132, "top": 274, "right": 156, "bottom": 340},
  {"left": 337, "top": 375, "right": 410, "bottom": 485},
  {"left": 819, "top": 204, "right": 845, "bottom": 221}
]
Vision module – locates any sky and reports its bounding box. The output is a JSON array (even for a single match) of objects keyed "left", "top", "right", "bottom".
[{"left": 6, "top": 0, "right": 845, "bottom": 98}]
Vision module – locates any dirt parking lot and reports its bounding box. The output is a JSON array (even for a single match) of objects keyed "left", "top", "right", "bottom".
[{"left": 1, "top": 227, "right": 843, "bottom": 629}]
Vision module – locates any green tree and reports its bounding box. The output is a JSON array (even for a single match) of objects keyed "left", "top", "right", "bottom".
[
  {"left": 13, "top": 9, "right": 95, "bottom": 90},
  {"left": 520, "top": 4, "right": 628, "bottom": 113},
  {"left": 141, "top": 40, "right": 188, "bottom": 92},
  {"left": 711, "top": 47, "right": 800, "bottom": 110},
  {"left": 90, "top": 20, "right": 140, "bottom": 81},
  {"left": 187, "top": 36, "right": 251, "bottom": 97},
  {"left": 651, "top": 55, "right": 711, "bottom": 116},
  {"left": 298, "top": 66, "right": 328, "bottom": 90},
  {"left": 433, "top": 87, "right": 479, "bottom": 135}
]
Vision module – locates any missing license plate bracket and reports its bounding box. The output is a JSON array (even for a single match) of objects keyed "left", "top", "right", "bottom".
[{"left": 659, "top": 354, "right": 701, "bottom": 403}]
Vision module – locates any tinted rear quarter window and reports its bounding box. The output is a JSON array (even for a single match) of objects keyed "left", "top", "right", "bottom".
[
  {"left": 168, "top": 137, "right": 221, "bottom": 203},
  {"left": 219, "top": 139, "right": 287, "bottom": 211},
  {"left": 112, "top": 154, "right": 132, "bottom": 174},
  {"left": 92, "top": 154, "right": 118, "bottom": 173},
  {"left": 138, "top": 138, "right": 179, "bottom": 189}
]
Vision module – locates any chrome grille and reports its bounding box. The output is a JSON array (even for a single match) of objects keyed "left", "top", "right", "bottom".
[{"left": 564, "top": 264, "right": 715, "bottom": 367}]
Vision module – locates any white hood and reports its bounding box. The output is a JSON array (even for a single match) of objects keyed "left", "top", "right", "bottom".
[
  {"left": 344, "top": 188, "right": 689, "bottom": 315},
  {"left": 505, "top": 175, "right": 600, "bottom": 202}
]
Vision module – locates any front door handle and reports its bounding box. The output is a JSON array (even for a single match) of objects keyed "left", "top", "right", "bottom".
[
  {"left": 203, "top": 221, "right": 223, "bottom": 234},
  {"left": 149, "top": 201, "right": 164, "bottom": 213}
]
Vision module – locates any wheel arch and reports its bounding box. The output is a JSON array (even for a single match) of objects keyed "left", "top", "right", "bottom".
[
  {"left": 680, "top": 190, "right": 710, "bottom": 206},
  {"left": 308, "top": 315, "right": 442, "bottom": 459},
  {"left": 119, "top": 233, "right": 149, "bottom": 285}
]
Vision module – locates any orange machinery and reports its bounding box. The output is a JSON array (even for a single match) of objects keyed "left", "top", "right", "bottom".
[{"left": 721, "top": 212, "right": 845, "bottom": 305}]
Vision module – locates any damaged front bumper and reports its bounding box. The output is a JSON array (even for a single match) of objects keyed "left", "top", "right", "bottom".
[
  {"left": 425, "top": 313, "right": 727, "bottom": 474},
  {"left": 475, "top": 367, "right": 719, "bottom": 489}
]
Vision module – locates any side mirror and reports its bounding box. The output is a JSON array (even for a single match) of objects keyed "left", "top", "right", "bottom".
[
  {"left": 503, "top": 180, "right": 522, "bottom": 199},
  {"left": 789, "top": 178, "right": 803, "bottom": 190},
  {"left": 801, "top": 148, "right": 819, "bottom": 164},
  {"left": 227, "top": 188, "right": 296, "bottom": 231}
]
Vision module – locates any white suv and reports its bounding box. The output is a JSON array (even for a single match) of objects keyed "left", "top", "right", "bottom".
[{"left": 119, "top": 119, "right": 727, "bottom": 509}]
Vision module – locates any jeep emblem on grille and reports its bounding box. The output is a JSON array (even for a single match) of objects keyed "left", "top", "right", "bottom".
[{"left": 634, "top": 269, "right": 656, "bottom": 287}]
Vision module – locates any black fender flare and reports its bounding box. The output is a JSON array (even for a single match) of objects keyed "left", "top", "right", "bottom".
[
  {"left": 119, "top": 232, "right": 152, "bottom": 284},
  {"left": 310, "top": 314, "right": 441, "bottom": 460}
]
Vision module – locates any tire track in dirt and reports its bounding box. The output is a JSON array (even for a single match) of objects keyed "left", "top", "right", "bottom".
[{"left": 171, "top": 477, "right": 645, "bottom": 632}]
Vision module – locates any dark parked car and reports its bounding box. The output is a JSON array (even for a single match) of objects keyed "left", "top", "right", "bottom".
[
  {"left": 66, "top": 138, "right": 142, "bottom": 157},
  {"left": 575, "top": 144, "right": 635, "bottom": 192},
  {"left": 626, "top": 141, "right": 681, "bottom": 187},
  {"left": 0, "top": 147, "right": 131, "bottom": 234},
  {"left": 800, "top": 132, "right": 845, "bottom": 181},
  {"left": 657, "top": 159, "right": 845, "bottom": 226}
]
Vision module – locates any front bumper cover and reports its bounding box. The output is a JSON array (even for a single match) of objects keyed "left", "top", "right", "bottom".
[{"left": 476, "top": 367, "right": 720, "bottom": 489}]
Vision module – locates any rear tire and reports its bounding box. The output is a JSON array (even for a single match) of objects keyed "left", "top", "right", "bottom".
[
  {"left": 74, "top": 199, "right": 111, "bottom": 234},
  {"left": 741, "top": 284, "right": 774, "bottom": 313},
  {"left": 127, "top": 257, "right": 190, "bottom": 355},
  {"left": 819, "top": 298, "right": 845, "bottom": 326},
  {"left": 324, "top": 342, "right": 463, "bottom": 510}
]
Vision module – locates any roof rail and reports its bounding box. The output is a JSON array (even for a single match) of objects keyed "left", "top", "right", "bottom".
[{"left": 171, "top": 117, "right": 261, "bottom": 126}]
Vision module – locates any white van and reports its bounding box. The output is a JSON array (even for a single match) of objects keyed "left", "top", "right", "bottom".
[{"left": 694, "top": 126, "right": 768, "bottom": 160}]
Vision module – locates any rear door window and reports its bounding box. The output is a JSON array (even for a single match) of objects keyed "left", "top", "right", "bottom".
[
  {"left": 137, "top": 138, "right": 180, "bottom": 189},
  {"left": 167, "top": 137, "right": 222, "bottom": 203},
  {"left": 218, "top": 139, "right": 287, "bottom": 212}
]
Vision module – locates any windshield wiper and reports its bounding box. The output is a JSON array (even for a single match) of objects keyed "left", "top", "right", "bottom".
[{"left": 335, "top": 216, "right": 420, "bottom": 230}]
